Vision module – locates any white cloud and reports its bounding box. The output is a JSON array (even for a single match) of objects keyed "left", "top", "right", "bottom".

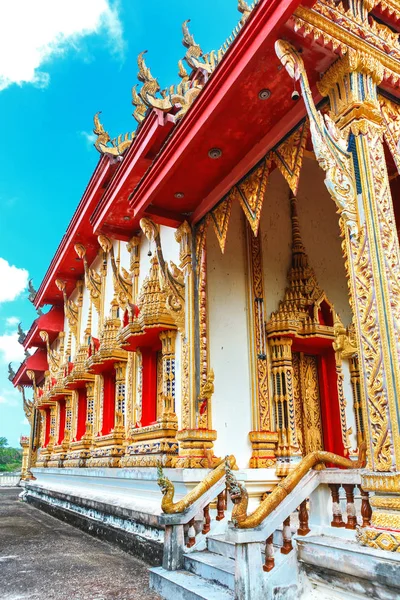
[
  {"left": 0, "top": 388, "right": 20, "bottom": 406},
  {"left": 0, "top": 258, "right": 29, "bottom": 303},
  {"left": 0, "top": 333, "right": 25, "bottom": 364},
  {"left": 80, "top": 130, "right": 97, "bottom": 149},
  {"left": 5, "top": 317, "right": 20, "bottom": 327},
  {"left": 0, "top": 0, "right": 124, "bottom": 91}
]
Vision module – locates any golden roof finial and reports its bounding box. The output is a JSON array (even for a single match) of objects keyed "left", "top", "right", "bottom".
[
  {"left": 132, "top": 83, "right": 147, "bottom": 123},
  {"left": 182, "top": 20, "right": 211, "bottom": 73},
  {"left": 137, "top": 50, "right": 160, "bottom": 105},
  {"left": 137, "top": 50, "right": 172, "bottom": 111},
  {"left": 238, "top": 0, "right": 251, "bottom": 23},
  {"left": 289, "top": 193, "right": 306, "bottom": 262},
  {"left": 85, "top": 303, "right": 92, "bottom": 340},
  {"left": 93, "top": 111, "right": 111, "bottom": 153},
  {"left": 65, "top": 330, "right": 72, "bottom": 360}
]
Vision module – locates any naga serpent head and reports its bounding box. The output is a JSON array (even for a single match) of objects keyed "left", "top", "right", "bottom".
[
  {"left": 225, "top": 455, "right": 244, "bottom": 504},
  {"left": 275, "top": 40, "right": 304, "bottom": 82},
  {"left": 157, "top": 463, "right": 172, "bottom": 496}
]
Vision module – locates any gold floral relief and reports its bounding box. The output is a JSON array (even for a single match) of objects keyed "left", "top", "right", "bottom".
[{"left": 300, "top": 354, "right": 324, "bottom": 454}]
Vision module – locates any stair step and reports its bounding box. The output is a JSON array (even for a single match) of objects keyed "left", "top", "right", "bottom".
[
  {"left": 207, "top": 535, "right": 235, "bottom": 559},
  {"left": 207, "top": 533, "right": 286, "bottom": 560},
  {"left": 184, "top": 551, "right": 235, "bottom": 590},
  {"left": 149, "top": 567, "right": 234, "bottom": 600}
]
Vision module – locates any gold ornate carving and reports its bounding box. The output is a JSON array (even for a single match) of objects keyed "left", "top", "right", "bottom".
[
  {"left": 270, "top": 338, "right": 299, "bottom": 465},
  {"left": 267, "top": 194, "right": 335, "bottom": 338},
  {"left": 134, "top": 255, "right": 176, "bottom": 331},
  {"left": 273, "top": 120, "right": 309, "bottom": 195},
  {"left": 98, "top": 236, "right": 133, "bottom": 311},
  {"left": 232, "top": 158, "right": 271, "bottom": 236},
  {"left": 333, "top": 315, "right": 360, "bottom": 452},
  {"left": 140, "top": 218, "right": 186, "bottom": 333},
  {"left": 93, "top": 111, "right": 134, "bottom": 156},
  {"left": 173, "top": 429, "right": 218, "bottom": 468},
  {"left": 276, "top": 41, "right": 358, "bottom": 236},
  {"left": 39, "top": 330, "right": 63, "bottom": 377},
  {"left": 209, "top": 195, "right": 232, "bottom": 254},
  {"left": 276, "top": 39, "right": 400, "bottom": 473},
  {"left": 357, "top": 528, "right": 400, "bottom": 552},
  {"left": 238, "top": 0, "right": 251, "bottom": 24},
  {"left": 55, "top": 279, "right": 83, "bottom": 341},
  {"left": 131, "top": 84, "right": 147, "bottom": 124},
  {"left": 137, "top": 50, "right": 172, "bottom": 111},
  {"left": 317, "top": 50, "right": 383, "bottom": 98},
  {"left": 182, "top": 19, "right": 212, "bottom": 74},
  {"left": 297, "top": 354, "right": 324, "bottom": 455},
  {"left": 245, "top": 221, "right": 274, "bottom": 466},
  {"left": 292, "top": 5, "right": 400, "bottom": 88},
  {"left": 370, "top": 496, "right": 400, "bottom": 510},
  {"left": 74, "top": 244, "right": 103, "bottom": 315},
  {"left": 226, "top": 444, "right": 366, "bottom": 528},
  {"left": 379, "top": 94, "right": 400, "bottom": 174},
  {"left": 158, "top": 454, "right": 237, "bottom": 514},
  {"left": 17, "top": 386, "right": 34, "bottom": 419}
]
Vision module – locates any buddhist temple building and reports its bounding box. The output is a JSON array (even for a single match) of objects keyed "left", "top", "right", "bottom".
[{"left": 11, "top": 0, "right": 400, "bottom": 598}]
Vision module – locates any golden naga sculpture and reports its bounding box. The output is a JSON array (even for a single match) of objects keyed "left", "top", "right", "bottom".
[
  {"left": 132, "top": 84, "right": 147, "bottom": 123},
  {"left": 74, "top": 243, "right": 103, "bottom": 314},
  {"left": 18, "top": 385, "right": 34, "bottom": 419},
  {"left": 238, "top": 0, "right": 251, "bottom": 24},
  {"left": 157, "top": 454, "right": 237, "bottom": 514},
  {"left": 333, "top": 313, "right": 358, "bottom": 359},
  {"left": 55, "top": 279, "right": 82, "bottom": 340},
  {"left": 275, "top": 40, "right": 358, "bottom": 237},
  {"left": 98, "top": 235, "right": 133, "bottom": 310},
  {"left": 182, "top": 19, "right": 212, "bottom": 74},
  {"left": 39, "top": 330, "right": 62, "bottom": 376},
  {"left": 226, "top": 444, "right": 367, "bottom": 528},
  {"left": 93, "top": 111, "right": 134, "bottom": 157},
  {"left": 139, "top": 218, "right": 186, "bottom": 332},
  {"left": 137, "top": 51, "right": 172, "bottom": 111}
]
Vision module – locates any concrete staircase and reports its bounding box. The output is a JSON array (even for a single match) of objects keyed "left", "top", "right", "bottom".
[{"left": 150, "top": 530, "right": 298, "bottom": 600}]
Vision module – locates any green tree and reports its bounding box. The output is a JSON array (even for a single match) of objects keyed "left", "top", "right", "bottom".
[{"left": 0, "top": 438, "right": 22, "bottom": 472}]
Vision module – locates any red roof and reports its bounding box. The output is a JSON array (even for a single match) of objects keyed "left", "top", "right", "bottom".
[
  {"left": 13, "top": 348, "right": 48, "bottom": 387},
  {"left": 23, "top": 307, "right": 64, "bottom": 350}
]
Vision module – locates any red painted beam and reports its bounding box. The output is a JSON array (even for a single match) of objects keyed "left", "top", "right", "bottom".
[
  {"left": 34, "top": 155, "right": 115, "bottom": 308},
  {"left": 23, "top": 306, "right": 64, "bottom": 350},
  {"left": 12, "top": 348, "right": 48, "bottom": 387},
  {"left": 192, "top": 86, "right": 322, "bottom": 223},
  {"left": 90, "top": 110, "right": 176, "bottom": 234},
  {"left": 143, "top": 205, "right": 185, "bottom": 228},
  {"left": 129, "top": 0, "right": 310, "bottom": 220}
]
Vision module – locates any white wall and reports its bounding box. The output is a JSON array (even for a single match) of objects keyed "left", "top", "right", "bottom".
[
  {"left": 296, "top": 158, "right": 352, "bottom": 325},
  {"left": 342, "top": 360, "right": 358, "bottom": 452},
  {"left": 207, "top": 202, "right": 253, "bottom": 468},
  {"left": 260, "top": 159, "right": 352, "bottom": 326}
]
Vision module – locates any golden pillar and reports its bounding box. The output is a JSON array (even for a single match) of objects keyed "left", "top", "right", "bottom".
[
  {"left": 175, "top": 221, "right": 217, "bottom": 467},
  {"left": 245, "top": 222, "right": 278, "bottom": 468},
  {"left": 276, "top": 38, "right": 400, "bottom": 550}
]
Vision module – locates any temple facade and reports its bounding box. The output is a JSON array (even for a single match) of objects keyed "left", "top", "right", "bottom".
[{"left": 11, "top": 1, "right": 400, "bottom": 598}]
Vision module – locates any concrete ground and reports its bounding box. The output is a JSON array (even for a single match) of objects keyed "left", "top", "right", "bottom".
[{"left": 0, "top": 488, "right": 161, "bottom": 600}]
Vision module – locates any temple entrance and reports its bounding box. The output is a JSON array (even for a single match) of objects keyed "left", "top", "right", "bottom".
[{"left": 292, "top": 352, "right": 324, "bottom": 455}]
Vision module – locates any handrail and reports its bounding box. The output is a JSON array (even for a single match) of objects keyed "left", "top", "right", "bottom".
[
  {"left": 158, "top": 454, "right": 237, "bottom": 514},
  {"left": 226, "top": 444, "right": 366, "bottom": 529}
]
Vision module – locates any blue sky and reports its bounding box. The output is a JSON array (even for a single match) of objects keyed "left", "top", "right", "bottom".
[{"left": 0, "top": 0, "right": 242, "bottom": 447}]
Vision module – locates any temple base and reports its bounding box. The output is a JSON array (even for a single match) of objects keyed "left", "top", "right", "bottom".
[
  {"left": 249, "top": 431, "right": 278, "bottom": 468},
  {"left": 358, "top": 472, "right": 400, "bottom": 552},
  {"left": 173, "top": 429, "right": 219, "bottom": 468},
  {"left": 86, "top": 431, "right": 126, "bottom": 468},
  {"left": 122, "top": 417, "right": 179, "bottom": 467}
]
